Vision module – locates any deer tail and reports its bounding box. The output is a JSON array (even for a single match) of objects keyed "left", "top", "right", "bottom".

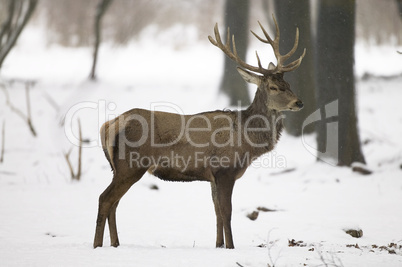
[{"left": 100, "top": 120, "right": 116, "bottom": 173}]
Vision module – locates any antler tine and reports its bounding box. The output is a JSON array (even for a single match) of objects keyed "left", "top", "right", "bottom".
[
  {"left": 269, "top": 16, "right": 283, "bottom": 68},
  {"left": 208, "top": 24, "right": 218, "bottom": 46},
  {"left": 251, "top": 19, "right": 280, "bottom": 47},
  {"left": 271, "top": 14, "right": 280, "bottom": 46},
  {"left": 281, "top": 48, "right": 306, "bottom": 72},
  {"left": 251, "top": 30, "right": 266, "bottom": 43},
  {"left": 250, "top": 22, "right": 271, "bottom": 45},
  {"left": 255, "top": 51, "right": 263, "bottom": 70},
  {"left": 232, "top": 34, "right": 238, "bottom": 57},
  {"left": 281, "top": 28, "right": 300, "bottom": 63},
  {"left": 251, "top": 19, "right": 281, "bottom": 70},
  {"left": 226, "top": 27, "right": 231, "bottom": 49},
  {"left": 208, "top": 23, "right": 267, "bottom": 75},
  {"left": 213, "top": 23, "right": 221, "bottom": 46}
]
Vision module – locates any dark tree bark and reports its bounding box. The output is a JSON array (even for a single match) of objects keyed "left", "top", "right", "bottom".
[
  {"left": 90, "top": 0, "right": 113, "bottom": 80},
  {"left": 274, "top": 0, "right": 316, "bottom": 136},
  {"left": 0, "top": 0, "right": 37, "bottom": 71},
  {"left": 220, "top": 0, "right": 250, "bottom": 106},
  {"left": 315, "top": 0, "right": 365, "bottom": 166},
  {"left": 396, "top": 0, "right": 402, "bottom": 18}
]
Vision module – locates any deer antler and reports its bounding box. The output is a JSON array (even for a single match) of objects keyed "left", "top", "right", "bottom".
[
  {"left": 208, "top": 23, "right": 269, "bottom": 75},
  {"left": 208, "top": 15, "right": 306, "bottom": 75}
]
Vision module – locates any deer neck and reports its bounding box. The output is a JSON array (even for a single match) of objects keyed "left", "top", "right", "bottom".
[{"left": 242, "top": 88, "right": 284, "bottom": 150}]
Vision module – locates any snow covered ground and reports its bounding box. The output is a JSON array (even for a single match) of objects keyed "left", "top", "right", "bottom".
[{"left": 0, "top": 25, "right": 402, "bottom": 266}]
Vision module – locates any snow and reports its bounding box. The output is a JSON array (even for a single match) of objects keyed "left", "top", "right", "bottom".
[{"left": 1, "top": 24, "right": 402, "bottom": 267}]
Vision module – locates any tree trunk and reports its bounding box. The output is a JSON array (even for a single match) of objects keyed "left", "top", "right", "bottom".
[
  {"left": 0, "top": 0, "right": 37, "bottom": 71},
  {"left": 90, "top": 0, "right": 113, "bottom": 80},
  {"left": 396, "top": 0, "right": 402, "bottom": 19},
  {"left": 274, "top": 0, "right": 316, "bottom": 136},
  {"left": 220, "top": 0, "right": 250, "bottom": 106},
  {"left": 315, "top": 0, "right": 365, "bottom": 166}
]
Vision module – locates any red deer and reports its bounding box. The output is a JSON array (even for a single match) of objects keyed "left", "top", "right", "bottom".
[{"left": 94, "top": 16, "right": 305, "bottom": 249}]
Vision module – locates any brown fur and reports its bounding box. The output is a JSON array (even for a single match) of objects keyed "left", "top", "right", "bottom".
[{"left": 93, "top": 79, "right": 299, "bottom": 249}]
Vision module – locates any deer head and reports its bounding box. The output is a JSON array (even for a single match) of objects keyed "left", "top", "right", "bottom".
[{"left": 208, "top": 15, "right": 306, "bottom": 112}]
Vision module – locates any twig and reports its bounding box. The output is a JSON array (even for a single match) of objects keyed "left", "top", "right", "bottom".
[
  {"left": 0, "top": 120, "right": 5, "bottom": 163},
  {"left": 64, "top": 118, "right": 82, "bottom": 181},
  {"left": 1, "top": 83, "right": 37, "bottom": 137},
  {"left": 315, "top": 245, "right": 344, "bottom": 267},
  {"left": 25, "top": 83, "right": 36, "bottom": 136},
  {"left": 42, "top": 91, "right": 60, "bottom": 111},
  {"left": 266, "top": 229, "right": 281, "bottom": 267},
  {"left": 316, "top": 247, "right": 329, "bottom": 267},
  {"left": 64, "top": 148, "right": 75, "bottom": 179},
  {"left": 77, "top": 118, "right": 82, "bottom": 179},
  {"left": 0, "top": 170, "right": 15, "bottom": 176},
  {"left": 270, "top": 168, "right": 296, "bottom": 176}
]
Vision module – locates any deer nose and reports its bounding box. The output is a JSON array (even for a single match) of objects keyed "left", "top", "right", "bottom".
[{"left": 295, "top": 100, "right": 304, "bottom": 109}]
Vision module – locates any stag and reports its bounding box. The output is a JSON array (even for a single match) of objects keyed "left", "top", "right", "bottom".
[{"left": 94, "top": 16, "right": 305, "bottom": 249}]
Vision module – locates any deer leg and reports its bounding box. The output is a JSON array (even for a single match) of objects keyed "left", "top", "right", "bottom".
[
  {"left": 94, "top": 180, "right": 117, "bottom": 248},
  {"left": 210, "top": 182, "right": 224, "bottom": 248},
  {"left": 94, "top": 170, "right": 145, "bottom": 248},
  {"left": 94, "top": 179, "right": 128, "bottom": 248},
  {"left": 108, "top": 200, "right": 120, "bottom": 247},
  {"left": 215, "top": 177, "right": 235, "bottom": 249}
]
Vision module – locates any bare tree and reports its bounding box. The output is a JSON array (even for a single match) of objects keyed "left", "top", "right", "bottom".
[
  {"left": 220, "top": 0, "right": 250, "bottom": 106},
  {"left": 89, "top": 0, "right": 114, "bottom": 80},
  {"left": 356, "top": 0, "right": 402, "bottom": 45},
  {"left": 396, "top": 0, "right": 402, "bottom": 18},
  {"left": 315, "top": 0, "right": 365, "bottom": 166},
  {"left": 0, "top": 0, "right": 37, "bottom": 71},
  {"left": 42, "top": 0, "right": 97, "bottom": 47}
]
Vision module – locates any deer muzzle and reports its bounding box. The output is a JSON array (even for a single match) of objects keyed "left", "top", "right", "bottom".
[{"left": 289, "top": 99, "right": 304, "bottom": 111}]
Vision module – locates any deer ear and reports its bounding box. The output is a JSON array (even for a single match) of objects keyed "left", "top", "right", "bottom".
[{"left": 237, "top": 67, "right": 262, "bottom": 86}]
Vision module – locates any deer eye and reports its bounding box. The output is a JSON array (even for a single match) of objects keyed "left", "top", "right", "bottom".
[{"left": 269, "top": 86, "right": 277, "bottom": 91}]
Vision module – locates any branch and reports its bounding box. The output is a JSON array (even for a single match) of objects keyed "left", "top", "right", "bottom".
[
  {"left": 77, "top": 118, "right": 82, "bottom": 180},
  {"left": 64, "top": 118, "right": 83, "bottom": 181},
  {"left": 0, "top": 0, "right": 38, "bottom": 69},
  {"left": 1, "top": 83, "right": 36, "bottom": 137},
  {"left": 266, "top": 229, "right": 281, "bottom": 267},
  {"left": 42, "top": 91, "right": 60, "bottom": 111},
  {"left": 0, "top": 120, "right": 5, "bottom": 163},
  {"left": 315, "top": 245, "right": 344, "bottom": 267},
  {"left": 25, "top": 82, "right": 36, "bottom": 136},
  {"left": 64, "top": 148, "right": 75, "bottom": 179},
  {"left": 2, "top": 84, "right": 26, "bottom": 119}
]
